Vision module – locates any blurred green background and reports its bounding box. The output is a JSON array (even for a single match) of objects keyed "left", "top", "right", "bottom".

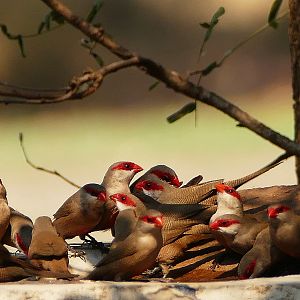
[{"left": 0, "top": 0, "right": 294, "bottom": 241}]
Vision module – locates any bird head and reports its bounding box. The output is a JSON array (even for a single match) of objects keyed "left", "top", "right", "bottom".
[
  {"left": 134, "top": 180, "right": 164, "bottom": 200},
  {"left": 140, "top": 210, "right": 163, "bottom": 228},
  {"left": 83, "top": 184, "right": 107, "bottom": 202},
  {"left": 209, "top": 217, "right": 241, "bottom": 235},
  {"left": 150, "top": 166, "right": 182, "bottom": 187},
  {"left": 215, "top": 184, "right": 241, "bottom": 201},
  {"left": 267, "top": 204, "right": 291, "bottom": 219},
  {"left": 239, "top": 259, "right": 257, "bottom": 279},
  {"left": 110, "top": 193, "right": 137, "bottom": 211}
]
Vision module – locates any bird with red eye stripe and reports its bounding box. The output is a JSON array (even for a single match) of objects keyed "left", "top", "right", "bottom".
[
  {"left": 86, "top": 209, "right": 163, "bottom": 281},
  {"left": 133, "top": 173, "right": 219, "bottom": 205},
  {"left": 90, "top": 161, "right": 143, "bottom": 238},
  {"left": 210, "top": 184, "right": 243, "bottom": 225},
  {"left": 3, "top": 208, "right": 33, "bottom": 257},
  {"left": 53, "top": 184, "right": 107, "bottom": 243},
  {"left": 109, "top": 193, "right": 146, "bottom": 242},
  {"left": 268, "top": 202, "right": 300, "bottom": 259},
  {"left": 130, "top": 165, "right": 183, "bottom": 191},
  {"left": 238, "top": 227, "right": 285, "bottom": 279},
  {"left": 209, "top": 213, "right": 267, "bottom": 255}
]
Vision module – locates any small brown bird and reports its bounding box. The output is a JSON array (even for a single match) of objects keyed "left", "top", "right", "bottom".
[
  {"left": 131, "top": 164, "right": 182, "bottom": 190},
  {"left": 209, "top": 213, "right": 267, "bottom": 254},
  {"left": 53, "top": 184, "right": 107, "bottom": 239},
  {"left": 210, "top": 184, "right": 243, "bottom": 224},
  {"left": 268, "top": 203, "right": 300, "bottom": 258},
  {"left": 0, "top": 244, "right": 75, "bottom": 282},
  {"left": 28, "top": 216, "right": 71, "bottom": 274},
  {"left": 86, "top": 209, "right": 163, "bottom": 281},
  {"left": 3, "top": 208, "right": 33, "bottom": 256},
  {"left": 0, "top": 180, "right": 10, "bottom": 242},
  {"left": 109, "top": 193, "right": 145, "bottom": 242},
  {"left": 238, "top": 227, "right": 285, "bottom": 279},
  {"left": 92, "top": 161, "right": 143, "bottom": 234},
  {"left": 133, "top": 160, "right": 283, "bottom": 205}
]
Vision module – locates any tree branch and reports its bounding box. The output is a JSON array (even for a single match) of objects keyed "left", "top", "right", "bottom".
[
  {"left": 0, "top": 57, "right": 139, "bottom": 104},
  {"left": 19, "top": 133, "right": 80, "bottom": 188}
]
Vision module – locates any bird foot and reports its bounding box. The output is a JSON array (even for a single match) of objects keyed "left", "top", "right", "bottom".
[
  {"left": 67, "top": 245, "right": 86, "bottom": 262},
  {"left": 209, "top": 259, "right": 220, "bottom": 271},
  {"left": 142, "top": 266, "right": 163, "bottom": 277},
  {"left": 80, "top": 234, "right": 110, "bottom": 253}
]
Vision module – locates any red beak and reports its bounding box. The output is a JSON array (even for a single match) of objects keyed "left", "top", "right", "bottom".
[
  {"left": 155, "top": 216, "right": 163, "bottom": 228},
  {"left": 109, "top": 194, "right": 118, "bottom": 202},
  {"left": 134, "top": 181, "right": 145, "bottom": 190},
  {"left": 267, "top": 207, "right": 278, "bottom": 219},
  {"left": 98, "top": 191, "right": 107, "bottom": 202},
  {"left": 209, "top": 221, "right": 219, "bottom": 231},
  {"left": 133, "top": 164, "right": 143, "bottom": 173},
  {"left": 215, "top": 183, "right": 225, "bottom": 193},
  {"left": 172, "top": 177, "right": 182, "bottom": 187}
]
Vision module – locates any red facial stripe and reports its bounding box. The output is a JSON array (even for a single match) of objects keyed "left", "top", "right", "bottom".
[
  {"left": 140, "top": 215, "right": 163, "bottom": 227},
  {"left": 151, "top": 170, "right": 182, "bottom": 187},
  {"left": 97, "top": 191, "right": 106, "bottom": 202},
  {"left": 268, "top": 205, "right": 290, "bottom": 218},
  {"left": 239, "top": 259, "right": 256, "bottom": 279},
  {"left": 216, "top": 184, "right": 241, "bottom": 200},
  {"left": 110, "top": 193, "right": 136, "bottom": 207},
  {"left": 209, "top": 219, "right": 240, "bottom": 231},
  {"left": 16, "top": 233, "right": 29, "bottom": 256},
  {"left": 135, "top": 180, "right": 164, "bottom": 191},
  {"left": 112, "top": 162, "right": 143, "bottom": 173}
]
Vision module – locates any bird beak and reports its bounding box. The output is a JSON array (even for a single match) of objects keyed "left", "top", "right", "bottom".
[
  {"left": 155, "top": 216, "right": 163, "bottom": 227},
  {"left": 215, "top": 183, "right": 225, "bottom": 193},
  {"left": 172, "top": 177, "right": 182, "bottom": 187},
  {"left": 267, "top": 207, "right": 278, "bottom": 218},
  {"left": 134, "top": 181, "right": 144, "bottom": 190},
  {"left": 133, "top": 164, "right": 143, "bottom": 173},
  {"left": 98, "top": 191, "right": 107, "bottom": 202},
  {"left": 209, "top": 222, "right": 219, "bottom": 231},
  {"left": 109, "top": 194, "right": 118, "bottom": 202}
]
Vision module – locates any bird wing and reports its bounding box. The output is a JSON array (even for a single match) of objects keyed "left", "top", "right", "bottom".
[
  {"left": 53, "top": 197, "right": 78, "bottom": 219},
  {"left": 96, "top": 234, "right": 139, "bottom": 267}
]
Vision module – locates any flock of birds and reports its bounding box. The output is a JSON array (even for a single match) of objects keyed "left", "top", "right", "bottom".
[{"left": 0, "top": 159, "right": 298, "bottom": 282}]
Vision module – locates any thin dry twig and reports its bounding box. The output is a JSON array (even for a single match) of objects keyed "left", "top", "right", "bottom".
[{"left": 19, "top": 132, "right": 80, "bottom": 188}]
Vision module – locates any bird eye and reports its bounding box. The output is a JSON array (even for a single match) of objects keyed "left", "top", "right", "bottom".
[
  {"left": 121, "top": 196, "right": 126, "bottom": 201},
  {"left": 124, "top": 163, "right": 130, "bottom": 169},
  {"left": 146, "top": 182, "right": 152, "bottom": 188},
  {"left": 162, "top": 175, "right": 170, "bottom": 182},
  {"left": 227, "top": 189, "right": 234, "bottom": 193}
]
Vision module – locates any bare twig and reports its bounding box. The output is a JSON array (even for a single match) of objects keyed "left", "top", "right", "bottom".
[
  {"left": 0, "top": 57, "right": 139, "bottom": 104},
  {"left": 19, "top": 133, "right": 80, "bottom": 188}
]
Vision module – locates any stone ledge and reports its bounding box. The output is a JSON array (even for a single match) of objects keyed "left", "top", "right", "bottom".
[{"left": 1, "top": 275, "right": 300, "bottom": 300}]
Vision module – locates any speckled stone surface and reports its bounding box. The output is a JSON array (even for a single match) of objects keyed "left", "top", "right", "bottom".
[{"left": 1, "top": 276, "right": 300, "bottom": 300}]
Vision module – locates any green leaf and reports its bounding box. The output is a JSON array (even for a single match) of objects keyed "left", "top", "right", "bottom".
[
  {"left": 167, "top": 102, "right": 196, "bottom": 123},
  {"left": 201, "top": 61, "right": 218, "bottom": 76},
  {"left": 200, "top": 22, "right": 210, "bottom": 29},
  {"left": 17, "top": 35, "right": 26, "bottom": 57},
  {"left": 91, "top": 52, "right": 104, "bottom": 67},
  {"left": 51, "top": 11, "right": 65, "bottom": 24},
  {"left": 268, "top": 0, "right": 283, "bottom": 28},
  {"left": 203, "top": 7, "right": 225, "bottom": 42},
  {"left": 37, "top": 21, "right": 45, "bottom": 34},
  {"left": 0, "top": 24, "right": 26, "bottom": 57},
  {"left": 86, "top": 0, "right": 103, "bottom": 23},
  {"left": 148, "top": 81, "right": 160, "bottom": 91}
]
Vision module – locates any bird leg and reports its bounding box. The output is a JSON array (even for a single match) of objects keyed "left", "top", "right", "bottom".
[
  {"left": 80, "top": 234, "right": 110, "bottom": 253},
  {"left": 67, "top": 245, "right": 86, "bottom": 262}
]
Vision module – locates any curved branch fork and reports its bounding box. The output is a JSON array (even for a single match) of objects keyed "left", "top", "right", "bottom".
[{"left": 2, "top": 0, "right": 300, "bottom": 156}]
